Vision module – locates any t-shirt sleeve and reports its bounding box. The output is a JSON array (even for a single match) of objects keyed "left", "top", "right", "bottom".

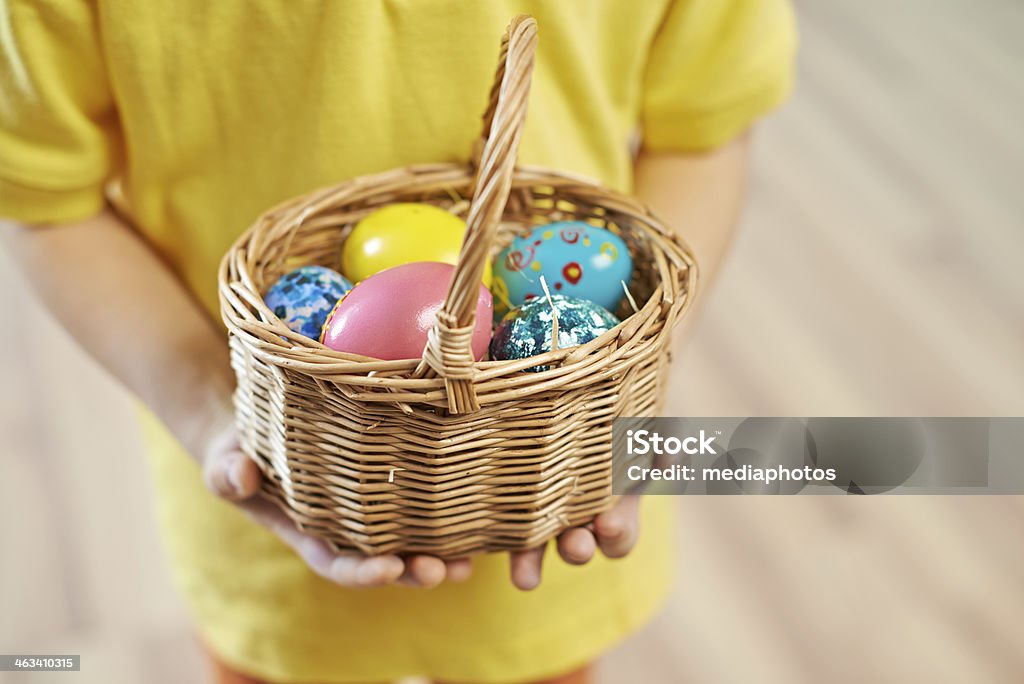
[
  {"left": 641, "top": 0, "right": 798, "bottom": 152},
  {"left": 0, "top": 0, "right": 119, "bottom": 223}
]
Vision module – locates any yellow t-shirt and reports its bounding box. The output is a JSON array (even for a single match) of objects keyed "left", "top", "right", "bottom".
[{"left": 1, "top": 1, "right": 795, "bottom": 681}]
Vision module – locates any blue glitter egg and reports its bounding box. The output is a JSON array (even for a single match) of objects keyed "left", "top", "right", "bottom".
[
  {"left": 489, "top": 295, "right": 620, "bottom": 371},
  {"left": 491, "top": 221, "right": 633, "bottom": 319},
  {"left": 264, "top": 265, "right": 353, "bottom": 339}
]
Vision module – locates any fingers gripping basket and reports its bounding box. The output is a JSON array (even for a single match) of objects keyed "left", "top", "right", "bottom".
[{"left": 219, "top": 16, "right": 697, "bottom": 557}]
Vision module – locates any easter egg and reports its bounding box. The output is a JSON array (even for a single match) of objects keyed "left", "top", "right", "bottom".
[
  {"left": 489, "top": 295, "right": 620, "bottom": 372},
  {"left": 491, "top": 221, "right": 632, "bottom": 318},
  {"left": 341, "top": 203, "right": 493, "bottom": 286},
  {"left": 321, "top": 261, "right": 492, "bottom": 361},
  {"left": 264, "top": 265, "right": 353, "bottom": 340}
]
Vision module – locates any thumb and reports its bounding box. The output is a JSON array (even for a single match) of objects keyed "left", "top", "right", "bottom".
[{"left": 203, "top": 431, "right": 263, "bottom": 501}]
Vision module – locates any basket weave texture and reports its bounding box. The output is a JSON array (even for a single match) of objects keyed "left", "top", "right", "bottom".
[{"left": 218, "top": 16, "right": 698, "bottom": 557}]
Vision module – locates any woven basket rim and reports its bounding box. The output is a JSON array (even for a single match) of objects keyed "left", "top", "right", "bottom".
[{"left": 219, "top": 162, "right": 697, "bottom": 377}]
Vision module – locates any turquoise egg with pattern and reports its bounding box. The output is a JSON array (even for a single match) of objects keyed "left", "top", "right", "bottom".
[{"left": 490, "top": 221, "right": 633, "bottom": 319}]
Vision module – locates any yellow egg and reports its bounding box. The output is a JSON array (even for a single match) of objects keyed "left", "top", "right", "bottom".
[{"left": 341, "top": 203, "right": 493, "bottom": 286}]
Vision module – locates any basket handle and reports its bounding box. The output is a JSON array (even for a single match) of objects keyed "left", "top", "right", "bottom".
[{"left": 416, "top": 15, "right": 538, "bottom": 414}]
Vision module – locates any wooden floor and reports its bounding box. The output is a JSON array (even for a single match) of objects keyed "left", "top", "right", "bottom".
[{"left": 3, "top": 1, "right": 1023, "bottom": 682}]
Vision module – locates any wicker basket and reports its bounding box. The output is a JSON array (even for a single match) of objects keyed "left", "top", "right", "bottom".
[{"left": 218, "top": 15, "right": 697, "bottom": 558}]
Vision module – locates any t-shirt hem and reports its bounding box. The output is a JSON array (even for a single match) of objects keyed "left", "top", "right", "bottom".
[
  {"left": 642, "top": 67, "right": 795, "bottom": 153},
  {"left": 0, "top": 176, "right": 106, "bottom": 224}
]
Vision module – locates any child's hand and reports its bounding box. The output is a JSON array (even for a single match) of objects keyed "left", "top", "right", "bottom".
[
  {"left": 508, "top": 496, "right": 641, "bottom": 591},
  {"left": 201, "top": 417, "right": 473, "bottom": 589}
]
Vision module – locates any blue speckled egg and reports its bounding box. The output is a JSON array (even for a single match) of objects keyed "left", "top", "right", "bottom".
[
  {"left": 489, "top": 295, "right": 620, "bottom": 372},
  {"left": 491, "top": 221, "right": 633, "bottom": 319},
  {"left": 264, "top": 265, "right": 352, "bottom": 340}
]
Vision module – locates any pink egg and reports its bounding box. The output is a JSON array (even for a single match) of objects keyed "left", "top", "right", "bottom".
[{"left": 320, "top": 262, "right": 493, "bottom": 361}]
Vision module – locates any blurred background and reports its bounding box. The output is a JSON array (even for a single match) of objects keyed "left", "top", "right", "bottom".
[{"left": 3, "top": 0, "right": 1023, "bottom": 682}]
